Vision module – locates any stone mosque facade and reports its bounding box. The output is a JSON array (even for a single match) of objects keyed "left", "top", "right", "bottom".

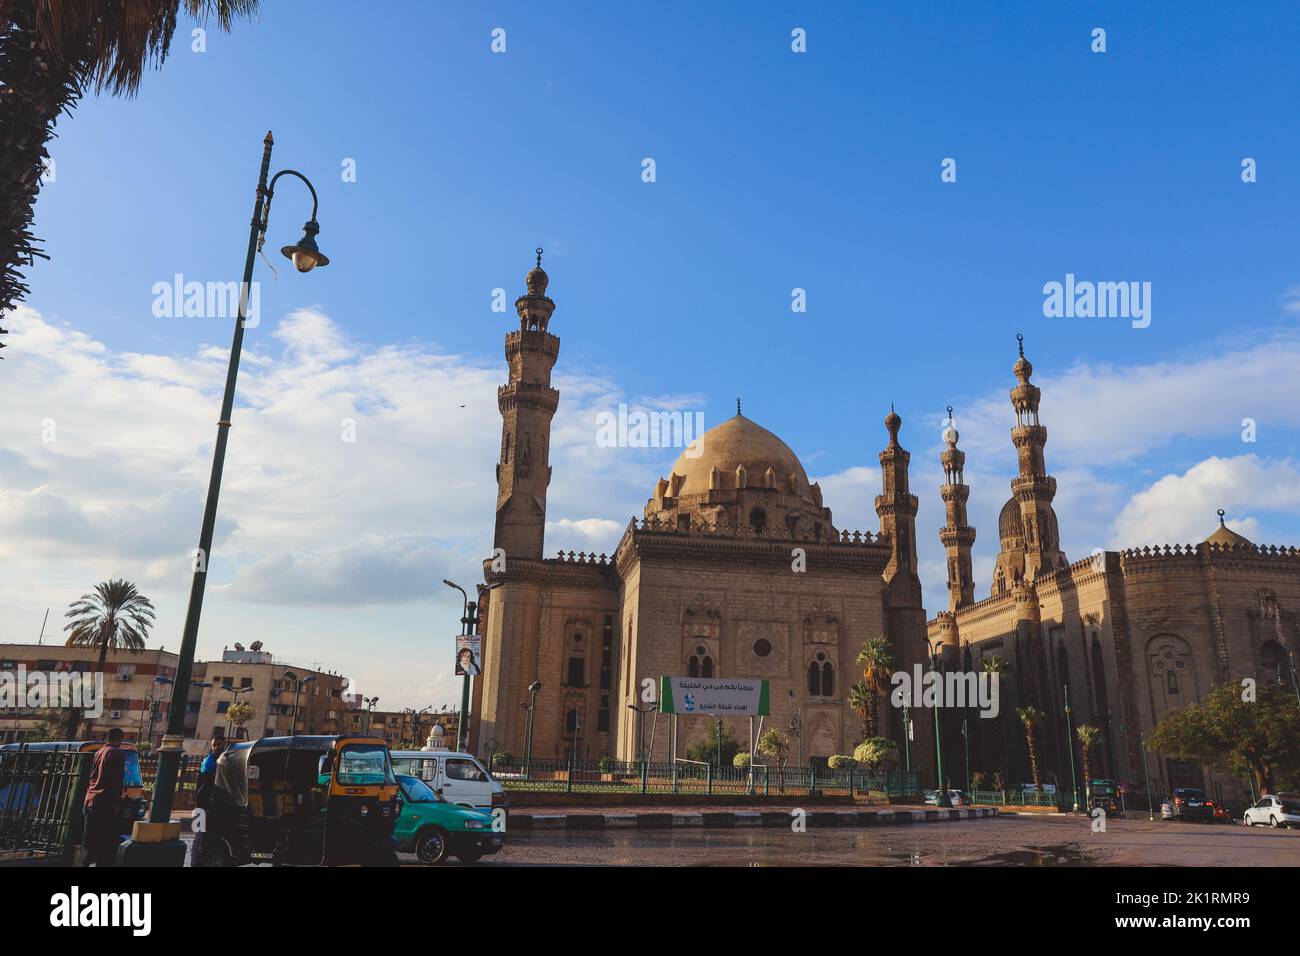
[{"left": 474, "top": 256, "right": 1299, "bottom": 803}]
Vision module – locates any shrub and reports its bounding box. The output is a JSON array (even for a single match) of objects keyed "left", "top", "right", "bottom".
[
  {"left": 733, "top": 751, "right": 751, "bottom": 769},
  {"left": 827, "top": 754, "right": 855, "bottom": 770},
  {"left": 853, "top": 737, "right": 899, "bottom": 771}
]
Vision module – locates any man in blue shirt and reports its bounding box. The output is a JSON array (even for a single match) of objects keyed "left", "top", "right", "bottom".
[{"left": 189, "top": 737, "right": 226, "bottom": 866}]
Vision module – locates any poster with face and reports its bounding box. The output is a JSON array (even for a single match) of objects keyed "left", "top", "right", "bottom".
[{"left": 455, "top": 635, "right": 481, "bottom": 677}]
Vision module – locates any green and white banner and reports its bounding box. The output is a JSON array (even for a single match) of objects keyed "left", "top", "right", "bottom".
[{"left": 658, "top": 676, "right": 770, "bottom": 716}]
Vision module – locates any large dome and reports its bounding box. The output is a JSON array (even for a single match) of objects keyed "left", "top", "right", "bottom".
[{"left": 662, "top": 413, "right": 811, "bottom": 498}]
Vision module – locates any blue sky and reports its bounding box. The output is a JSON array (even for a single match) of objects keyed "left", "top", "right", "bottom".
[{"left": 5, "top": 1, "right": 1300, "bottom": 709}]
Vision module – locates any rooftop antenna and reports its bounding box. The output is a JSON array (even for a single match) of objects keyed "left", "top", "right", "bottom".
[{"left": 37, "top": 608, "right": 48, "bottom": 645}]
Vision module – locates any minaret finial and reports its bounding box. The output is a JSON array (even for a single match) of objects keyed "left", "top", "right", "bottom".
[
  {"left": 736, "top": 397, "right": 742, "bottom": 416},
  {"left": 946, "top": 403, "right": 954, "bottom": 419},
  {"left": 1016, "top": 332, "right": 1024, "bottom": 357},
  {"left": 1217, "top": 508, "right": 1226, "bottom": 525},
  {"left": 536, "top": 246, "right": 543, "bottom": 268}
]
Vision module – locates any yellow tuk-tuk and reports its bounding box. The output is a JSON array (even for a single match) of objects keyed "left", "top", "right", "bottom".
[{"left": 197, "top": 735, "right": 400, "bottom": 866}]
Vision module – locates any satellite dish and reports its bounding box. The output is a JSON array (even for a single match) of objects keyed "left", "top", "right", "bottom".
[
  {"left": 250, "top": 641, "right": 264, "bottom": 651},
  {"left": 234, "top": 643, "right": 245, "bottom": 652}
]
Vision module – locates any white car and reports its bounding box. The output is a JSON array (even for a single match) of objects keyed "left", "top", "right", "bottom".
[
  {"left": 1242, "top": 794, "right": 1300, "bottom": 829},
  {"left": 389, "top": 750, "right": 507, "bottom": 813}
]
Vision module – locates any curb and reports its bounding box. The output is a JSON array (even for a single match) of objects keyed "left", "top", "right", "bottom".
[{"left": 506, "top": 806, "right": 999, "bottom": 831}]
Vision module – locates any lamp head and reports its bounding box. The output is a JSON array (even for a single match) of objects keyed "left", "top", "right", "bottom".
[{"left": 281, "top": 219, "right": 329, "bottom": 273}]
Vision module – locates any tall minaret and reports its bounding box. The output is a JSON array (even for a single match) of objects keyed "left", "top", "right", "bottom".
[
  {"left": 938, "top": 405, "right": 975, "bottom": 611},
  {"left": 1009, "top": 334, "right": 1065, "bottom": 577},
  {"left": 876, "top": 405, "right": 919, "bottom": 581},
  {"left": 493, "top": 249, "right": 560, "bottom": 560}
]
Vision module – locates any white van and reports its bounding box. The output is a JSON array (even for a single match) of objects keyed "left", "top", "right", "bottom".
[{"left": 389, "top": 750, "right": 506, "bottom": 812}]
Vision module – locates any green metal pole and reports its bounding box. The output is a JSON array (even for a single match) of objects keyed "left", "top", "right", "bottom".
[
  {"left": 963, "top": 718, "right": 970, "bottom": 793},
  {"left": 1064, "top": 685, "right": 1079, "bottom": 812},
  {"left": 931, "top": 646, "right": 951, "bottom": 807},
  {"left": 149, "top": 132, "right": 274, "bottom": 827},
  {"left": 903, "top": 701, "right": 911, "bottom": 772},
  {"left": 456, "top": 601, "right": 476, "bottom": 753},
  {"left": 1140, "top": 733, "right": 1155, "bottom": 821}
]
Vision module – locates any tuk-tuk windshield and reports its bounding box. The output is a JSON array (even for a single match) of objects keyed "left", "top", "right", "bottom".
[
  {"left": 337, "top": 744, "right": 394, "bottom": 786},
  {"left": 122, "top": 751, "right": 143, "bottom": 788}
]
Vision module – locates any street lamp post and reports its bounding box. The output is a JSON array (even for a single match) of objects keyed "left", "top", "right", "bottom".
[
  {"left": 147, "top": 132, "right": 330, "bottom": 843},
  {"left": 524, "top": 680, "right": 542, "bottom": 777},
  {"left": 444, "top": 579, "right": 500, "bottom": 754},
  {"left": 222, "top": 683, "right": 255, "bottom": 740},
  {"left": 962, "top": 717, "right": 970, "bottom": 793},
  {"left": 1140, "top": 732, "right": 1155, "bottom": 821},
  {"left": 1288, "top": 651, "right": 1300, "bottom": 709},
  {"left": 902, "top": 700, "right": 911, "bottom": 773},
  {"left": 1064, "top": 684, "right": 1080, "bottom": 812},
  {"left": 927, "top": 638, "right": 952, "bottom": 808},
  {"left": 140, "top": 675, "right": 171, "bottom": 749},
  {"left": 627, "top": 701, "right": 654, "bottom": 765}
]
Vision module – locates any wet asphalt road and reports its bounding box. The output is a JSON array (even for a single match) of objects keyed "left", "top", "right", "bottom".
[
  {"left": 425, "top": 814, "right": 1300, "bottom": 867},
  {"left": 181, "top": 814, "right": 1300, "bottom": 867}
]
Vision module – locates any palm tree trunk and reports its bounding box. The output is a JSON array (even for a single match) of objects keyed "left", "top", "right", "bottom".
[
  {"left": 0, "top": 5, "right": 86, "bottom": 318},
  {"left": 1026, "top": 731, "right": 1040, "bottom": 788}
]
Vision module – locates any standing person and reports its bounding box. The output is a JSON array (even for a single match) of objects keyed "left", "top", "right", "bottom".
[
  {"left": 189, "top": 736, "right": 226, "bottom": 866},
  {"left": 82, "top": 727, "right": 127, "bottom": 867}
]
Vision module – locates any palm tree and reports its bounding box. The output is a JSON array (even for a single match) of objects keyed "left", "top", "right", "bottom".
[
  {"left": 1076, "top": 724, "right": 1101, "bottom": 805},
  {"left": 855, "top": 637, "right": 896, "bottom": 738},
  {"left": 0, "top": 1, "right": 260, "bottom": 321},
  {"left": 65, "top": 578, "right": 156, "bottom": 665},
  {"left": 982, "top": 655, "right": 1006, "bottom": 777},
  {"left": 1017, "top": 706, "right": 1045, "bottom": 789},
  {"left": 848, "top": 680, "right": 871, "bottom": 739}
]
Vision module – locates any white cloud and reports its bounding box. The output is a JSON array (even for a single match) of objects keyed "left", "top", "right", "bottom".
[{"left": 1110, "top": 455, "right": 1300, "bottom": 548}]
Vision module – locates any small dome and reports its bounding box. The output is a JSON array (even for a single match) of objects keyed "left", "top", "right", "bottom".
[
  {"left": 1204, "top": 511, "right": 1252, "bottom": 548},
  {"left": 998, "top": 498, "right": 1024, "bottom": 539},
  {"left": 659, "top": 413, "right": 810, "bottom": 499},
  {"left": 525, "top": 247, "right": 549, "bottom": 295}
]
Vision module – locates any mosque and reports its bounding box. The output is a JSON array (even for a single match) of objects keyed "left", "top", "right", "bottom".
[{"left": 473, "top": 255, "right": 1299, "bottom": 804}]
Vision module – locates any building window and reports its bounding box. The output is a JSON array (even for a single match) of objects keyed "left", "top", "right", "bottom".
[
  {"left": 807, "top": 651, "right": 833, "bottom": 697},
  {"left": 749, "top": 508, "right": 766, "bottom": 534},
  {"left": 598, "top": 695, "right": 610, "bottom": 733},
  {"left": 688, "top": 644, "right": 713, "bottom": 678},
  {"left": 567, "top": 657, "right": 584, "bottom": 687},
  {"left": 1167, "top": 671, "right": 1178, "bottom": 694}
]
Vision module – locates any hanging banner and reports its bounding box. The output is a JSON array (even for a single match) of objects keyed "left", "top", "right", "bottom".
[
  {"left": 658, "top": 676, "right": 770, "bottom": 716},
  {"left": 455, "top": 635, "right": 481, "bottom": 676}
]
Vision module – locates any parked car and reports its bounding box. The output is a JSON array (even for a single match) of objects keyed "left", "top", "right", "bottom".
[
  {"left": 923, "top": 790, "right": 970, "bottom": 806},
  {"left": 389, "top": 750, "right": 506, "bottom": 813},
  {"left": 1242, "top": 793, "right": 1300, "bottom": 829},
  {"left": 1169, "top": 787, "right": 1213, "bottom": 822},
  {"left": 1206, "top": 799, "right": 1232, "bottom": 823},
  {"left": 393, "top": 774, "right": 503, "bottom": 864}
]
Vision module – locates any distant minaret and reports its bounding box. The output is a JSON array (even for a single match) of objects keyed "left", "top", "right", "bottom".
[
  {"left": 1009, "top": 334, "right": 1065, "bottom": 577},
  {"left": 876, "top": 405, "right": 919, "bottom": 581},
  {"left": 939, "top": 405, "right": 976, "bottom": 611},
  {"left": 493, "top": 249, "right": 559, "bottom": 560}
]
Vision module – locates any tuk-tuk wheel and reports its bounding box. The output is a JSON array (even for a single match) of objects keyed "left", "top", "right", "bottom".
[
  {"left": 415, "top": 827, "right": 449, "bottom": 865},
  {"left": 198, "top": 843, "right": 233, "bottom": 867}
]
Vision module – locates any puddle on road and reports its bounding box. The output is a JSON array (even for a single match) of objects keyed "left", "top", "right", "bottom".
[{"left": 952, "top": 842, "right": 1090, "bottom": 866}]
